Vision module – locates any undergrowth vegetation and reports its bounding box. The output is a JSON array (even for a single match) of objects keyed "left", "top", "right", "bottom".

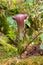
[{"left": 0, "top": 0, "right": 43, "bottom": 63}]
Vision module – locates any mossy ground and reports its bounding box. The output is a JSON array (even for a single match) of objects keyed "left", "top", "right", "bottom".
[
  {"left": 0, "top": 34, "right": 43, "bottom": 65},
  {"left": 0, "top": 39, "right": 43, "bottom": 65},
  {"left": 0, "top": 56, "right": 43, "bottom": 65},
  {"left": 0, "top": 41, "right": 43, "bottom": 65},
  {"left": 0, "top": 38, "right": 17, "bottom": 62}
]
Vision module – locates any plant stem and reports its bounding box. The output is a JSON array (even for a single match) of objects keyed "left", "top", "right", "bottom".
[{"left": 21, "top": 27, "right": 43, "bottom": 53}]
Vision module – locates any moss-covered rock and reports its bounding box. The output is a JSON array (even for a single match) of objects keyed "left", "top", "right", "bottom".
[{"left": 0, "top": 38, "right": 17, "bottom": 59}]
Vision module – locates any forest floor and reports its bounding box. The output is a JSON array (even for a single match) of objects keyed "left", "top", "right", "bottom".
[
  {"left": 0, "top": 32, "right": 43, "bottom": 65},
  {"left": 0, "top": 56, "right": 43, "bottom": 65}
]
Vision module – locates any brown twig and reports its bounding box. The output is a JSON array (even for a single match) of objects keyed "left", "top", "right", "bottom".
[{"left": 22, "top": 27, "right": 43, "bottom": 53}]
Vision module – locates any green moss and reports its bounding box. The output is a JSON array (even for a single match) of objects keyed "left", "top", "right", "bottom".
[{"left": 0, "top": 38, "right": 17, "bottom": 59}]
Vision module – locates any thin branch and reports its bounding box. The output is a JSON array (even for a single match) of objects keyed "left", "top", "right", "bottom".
[{"left": 22, "top": 27, "right": 43, "bottom": 53}]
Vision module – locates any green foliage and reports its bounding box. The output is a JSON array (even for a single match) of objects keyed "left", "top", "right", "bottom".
[
  {"left": 40, "top": 33, "right": 43, "bottom": 42},
  {"left": 25, "top": 18, "right": 31, "bottom": 27},
  {"left": 0, "top": 13, "right": 10, "bottom": 34},
  {"left": 7, "top": 16, "right": 17, "bottom": 28},
  {"left": 24, "top": 0, "right": 33, "bottom": 3},
  {"left": 0, "top": 0, "right": 8, "bottom": 10},
  {"left": 41, "top": 11, "right": 43, "bottom": 18},
  {"left": 0, "top": 0, "right": 20, "bottom": 16},
  {"left": 40, "top": 44, "right": 43, "bottom": 50},
  {"left": 0, "top": 0, "right": 43, "bottom": 57},
  {"left": 17, "top": 40, "right": 23, "bottom": 54},
  {"left": 8, "top": 30, "right": 14, "bottom": 37}
]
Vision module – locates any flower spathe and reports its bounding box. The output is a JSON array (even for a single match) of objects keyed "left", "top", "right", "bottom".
[{"left": 12, "top": 14, "right": 27, "bottom": 40}]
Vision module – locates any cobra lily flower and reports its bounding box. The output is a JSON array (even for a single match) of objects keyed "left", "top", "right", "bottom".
[{"left": 12, "top": 14, "right": 27, "bottom": 40}]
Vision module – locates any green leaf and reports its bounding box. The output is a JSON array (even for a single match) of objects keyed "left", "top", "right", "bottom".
[
  {"left": 7, "top": 16, "right": 17, "bottom": 28},
  {"left": 40, "top": 44, "right": 43, "bottom": 50},
  {"left": 25, "top": 19, "right": 31, "bottom": 27},
  {"left": 40, "top": 33, "right": 43, "bottom": 42}
]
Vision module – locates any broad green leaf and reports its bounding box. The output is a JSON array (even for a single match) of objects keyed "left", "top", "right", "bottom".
[
  {"left": 40, "top": 44, "right": 43, "bottom": 50},
  {"left": 24, "top": 0, "right": 33, "bottom": 3},
  {"left": 40, "top": 33, "right": 43, "bottom": 42},
  {"left": 25, "top": 19, "right": 31, "bottom": 27},
  {"left": 7, "top": 16, "right": 17, "bottom": 28}
]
